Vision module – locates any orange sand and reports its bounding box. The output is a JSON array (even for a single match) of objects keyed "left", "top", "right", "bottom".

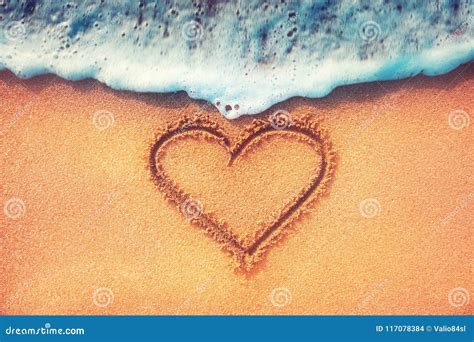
[
  {"left": 150, "top": 117, "right": 335, "bottom": 270},
  {"left": 0, "top": 65, "right": 473, "bottom": 315}
]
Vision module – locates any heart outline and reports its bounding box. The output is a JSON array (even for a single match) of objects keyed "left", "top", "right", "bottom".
[{"left": 149, "top": 116, "right": 335, "bottom": 270}]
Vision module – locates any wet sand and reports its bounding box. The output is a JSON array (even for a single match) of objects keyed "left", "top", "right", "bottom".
[{"left": 0, "top": 64, "right": 472, "bottom": 314}]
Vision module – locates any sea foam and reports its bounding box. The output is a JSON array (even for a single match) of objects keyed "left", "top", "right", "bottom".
[{"left": 0, "top": 1, "right": 473, "bottom": 118}]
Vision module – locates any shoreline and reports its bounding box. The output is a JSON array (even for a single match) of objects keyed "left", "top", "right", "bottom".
[{"left": 1, "top": 60, "right": 473, "bottom": 120}]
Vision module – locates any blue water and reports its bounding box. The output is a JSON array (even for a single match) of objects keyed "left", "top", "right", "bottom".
[{"left": 0, "top": 1, "right": 473, "bottom": 118}]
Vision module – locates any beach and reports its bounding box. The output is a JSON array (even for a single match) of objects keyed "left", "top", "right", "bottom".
[{"left": 0, "top": 64, "right": 472, "bottom": 315}]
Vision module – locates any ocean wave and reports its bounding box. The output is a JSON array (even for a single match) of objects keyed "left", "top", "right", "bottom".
[{"left": 0, "top": 0, "right": 473, "bottom": 118}]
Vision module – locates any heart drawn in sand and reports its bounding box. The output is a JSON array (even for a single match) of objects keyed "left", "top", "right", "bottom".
[{"left": 149, "top": 116, "right": 335, "bottom": 270}]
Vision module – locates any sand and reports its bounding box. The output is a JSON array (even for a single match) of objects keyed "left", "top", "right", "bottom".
[
  {"left": 149, "top": 116, "right": 335, "bottom": 270},
  {"left": 0, "top": 65, "right": 473, "bottom": 315}
]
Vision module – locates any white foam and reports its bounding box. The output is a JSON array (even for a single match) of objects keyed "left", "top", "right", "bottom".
[{"left": 0, "top": 1, "right": 472, "bottom": 118}]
